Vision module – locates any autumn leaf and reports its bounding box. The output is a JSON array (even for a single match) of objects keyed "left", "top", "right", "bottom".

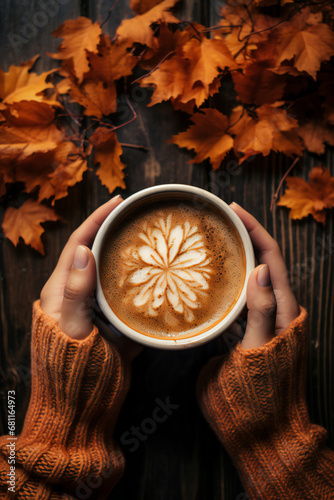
[
  {"left": 230, "top": 104, "right": 303, "bottom": 163},
  {"left": 276, "top": 13, "right": 334, "bottom": 79},
  {"left": 2, "top": 200, "right": 61, "bottom": 254},
  {"left": 50, "top": 17, "right": 102, "bottom": 82},
  {"left": 1, "top": 101, "right": 55, "bottom": 126},
  {"left": 298, "top": 121, "right": 334, "bottom": 155},
  {"left": 277, "top": 167, "right": 334, "bottom": 224},
  {"left": 0, "top": 57, "right": 59, "bottom": 108},
  {"left": 141, "top": 31, "right": 237, "bottom": 109},
  {"left": 232, "top": 61, "right": 286, "bottom": 105},
  {"left": 66, "top": 72, "right": 117, "bottom": 118},
  {"left": 169, "top": 109, "right": 233, "bottom": 169},
  {"left": 116, "top": 0, "right": 180, "bottom": 49},
  {"left": 86, "top": 35, "right": 137, "bottom": 82},
  {"left": 90, "top": 128, "right": 126, "bottom": 193},
  {"left": 0, "top": 123, "right": 64, "bottom": 161}
]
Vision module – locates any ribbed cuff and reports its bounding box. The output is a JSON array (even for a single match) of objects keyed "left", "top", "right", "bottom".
[{"left": 197, "top": 308, "right": 334, "bottom": 499}]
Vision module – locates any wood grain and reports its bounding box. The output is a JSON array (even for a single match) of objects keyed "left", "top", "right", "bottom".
[{"left": 0, "top": 1, "right": 333, "bottom": 499}]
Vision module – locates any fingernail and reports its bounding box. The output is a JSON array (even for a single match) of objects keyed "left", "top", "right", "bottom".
[
  {"left": 73, "top": 245, "right": 89, "bottom": 269},
  {"left": 257, "top": 264, "right": 271, "bottom": 287},
  {"left": 112, "top": 194, "right": 123, "bottom": 201}
]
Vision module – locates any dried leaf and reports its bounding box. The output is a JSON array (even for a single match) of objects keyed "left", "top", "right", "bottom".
[
  {"left": 169, "top": 109, "right": 233, "bottom": 169},
  {"left": 298, "top": 122, "right": 334, "bottom": 155},
  {"left": 116, "top": 0, "right": 180, "bottom": 49},
  {"left": 86, "top": 35, "right": 137, "bottom": 82},
  {"left": 50, "top": 17, "right": 102, "bottom": 82},
  {"left": 0, "top": 123, "right": 64, "bottom": 161},
  {"left": 0, "top": 57, "right": 58, "bottom": 108},
  {"left": 277, "top": 167, "right": 334, "bottom": 224},
  {"left": 2, "top": 200, "right": 60, "bottom": 254},
  {"left": 91, "top": 128, "right": 126, "bottom": 193},
  {"left": 276, "top": 16, "right": 334, "bottom": 79},
  {"left": 230, "top": 104, "right": 303, "bottom": 163},
  {"left": 1, "top": 101, "right": 55, "bottom": 126}
]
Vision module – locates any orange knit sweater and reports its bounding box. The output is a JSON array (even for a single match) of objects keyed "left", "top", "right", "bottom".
[
  {"left": 197, "top": 307, "right": 334, "bottom": 499},
  {"left": 0, "top": 301, "right": 130, "bottom": 499},
  {"left": 1, "top": 304, "right": 333, "bottom": 499}
]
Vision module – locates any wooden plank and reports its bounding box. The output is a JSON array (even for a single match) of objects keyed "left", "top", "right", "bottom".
[{"left": 0, "top": 0, "right": 83, "bottom": 433}]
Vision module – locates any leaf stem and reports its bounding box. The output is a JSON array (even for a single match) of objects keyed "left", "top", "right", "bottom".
[{"left": 270, "top": 157, "right": 300, "bottom": 211}]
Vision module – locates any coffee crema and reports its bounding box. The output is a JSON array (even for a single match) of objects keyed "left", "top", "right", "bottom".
[{"left": 100, "top": 198, "right": 246, "bottom": 339}]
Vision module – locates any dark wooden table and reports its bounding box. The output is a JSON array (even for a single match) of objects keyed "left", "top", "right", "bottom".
[{"left": 1, "top": 1, "right": 333, "bottom": 499}]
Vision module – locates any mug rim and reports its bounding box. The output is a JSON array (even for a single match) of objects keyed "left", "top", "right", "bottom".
[{"left": 92, "top": 184, "right": 255, "bottom": 350}]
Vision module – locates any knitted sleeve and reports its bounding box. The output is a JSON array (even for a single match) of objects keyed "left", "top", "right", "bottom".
[
  {"left": 197, "top": 307, "right": 334, "bottom": 500},
  {"left": 0, "top": 300, "right": 130, "bottom": 500}
]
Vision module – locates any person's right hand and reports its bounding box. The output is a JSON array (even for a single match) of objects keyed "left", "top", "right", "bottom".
[{"left": 230, "top": 203, "right": 300, "bottom": 350}]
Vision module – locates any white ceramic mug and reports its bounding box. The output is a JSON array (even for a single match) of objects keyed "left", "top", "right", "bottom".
[{"left": 92, "top": 184, "right": 255, "bottom": 349}]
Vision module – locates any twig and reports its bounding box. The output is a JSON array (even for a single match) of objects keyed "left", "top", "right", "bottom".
[
  {"left": 100, "top": 0, "right": 119, "bottom": 28},
  {"left": 132, "top": 51, "right": 176, "bottom": 84},
  {"left": 270, "top": 157, "right": 300, "bottom": 211},
  {"left": 120, "top": 143, "right": 150, "bottom": 152}
]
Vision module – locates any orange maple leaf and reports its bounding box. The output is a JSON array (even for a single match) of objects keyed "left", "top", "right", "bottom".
[
  {"left": 116, "top": 0, "right": 180, "bottom": 49},
  {"left": 169, "top": 109, "right": 233, "bottom": 169},
  {"left": 90, "top": 128, "right": 126, "bottom": 193},
  {"left": 1, "top": 101, "right": 55, "bottom": 126},
  {"left": 141, "top": 31, "right": 236, "bottom": 110},
  {"left": 230, "top": 104, "right": 303, "bottom": 163},
  {"left": 232, "top": 61, "right": 286, "bottom": 105},
  {"left": 298, "top": 121, "right": 334, "bottom": 155},
  {"left": 277, "top": 167, "right": 334, "bottom": 224},
  {"left": 0, "top": 123, "right": 64, "bottom": 161},
  {"left": 0, "top": 57, "right": 59, "bottom": 108},
  {"left": 276, "top": 11, "right": 334, "bottom": 79},
  {"left": 50, "top": 17, "right": 102, "bottom": 83},
  {"left": 86, "top": 35, "right": 137, "bottom": 82},
  {"left": 2, "top": 200, "right": 61, "bottom": 254}
]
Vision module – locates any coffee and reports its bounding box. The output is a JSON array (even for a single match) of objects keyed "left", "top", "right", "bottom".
[{"left": 99, "top": 197, "right": 246, "bottom": 339}]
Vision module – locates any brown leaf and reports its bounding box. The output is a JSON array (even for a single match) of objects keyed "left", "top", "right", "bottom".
[
  {"left": 116, "top": 0, "right": 180, "bottom": 49},
  {"left": 298, "top": 121, "right": 334, "bottom": 155},
  {"left": 277, "top": 167, "right": 334, "bottom": 224},
  {"left": 50, "top": 17, "right": 102, "bottom": 83},
  {"left": 0, "top": 123, "right": 64, "bottom": 161},
  {"left": 1, "top": 101, "right": 55, "bottom": 126},
  {"left": 232, "top": 61, "right": 286, "bottom": 105},
  {"left": 0, "top": 57, "right": 58, "bottom": 108},
  {"left": 230, "top": 104, "right": 303, "bottom": 163},
  {"left": 276, "top": 13, "right": 334, "bottom": 79},
  {"left": 91, "top": 128, "right": 126, "bottom": 193},
  {"left": 86, "top": 35, "right": 137, "bottom": 82},
  {"left": 2, "top": 200, "right": 60, "bottom": 254},
  {"left": 169, "top": 109, "right": 233, "bottom": 169},
  {"left": 141, "top": 31, "right": 236, "bottom": 109}
]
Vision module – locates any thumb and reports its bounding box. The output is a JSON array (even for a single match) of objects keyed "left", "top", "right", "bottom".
[
  {"left": 59, "top": 245, "right": 96, "bottom": 340},
  {"left": 241, "top": 264, "right": 277, "bottom": 350}
]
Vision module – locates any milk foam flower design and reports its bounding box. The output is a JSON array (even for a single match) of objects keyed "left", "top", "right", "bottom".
[{"left": 119, "top": 214, "right": 213, "bottom": 324}]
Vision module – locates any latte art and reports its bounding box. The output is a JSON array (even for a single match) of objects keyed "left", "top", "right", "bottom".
[
  {"left": 119, "top": 215, "right": 213, "bottom": 324},
  {"left": 100, "top": 198, "right": 246, "bottom": 339}
]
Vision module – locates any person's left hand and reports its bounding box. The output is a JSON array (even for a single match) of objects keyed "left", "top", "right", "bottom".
[{"left": 40, "top": 196, "right": 141, "bottom": 360}]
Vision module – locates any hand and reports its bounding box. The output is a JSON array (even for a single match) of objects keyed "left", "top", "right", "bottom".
[
  {"left": 230, "top": 203, "right": 300, "bottom": 350},
  {"left": 40, "top": 195, "right": 141, "bottom": 359}
]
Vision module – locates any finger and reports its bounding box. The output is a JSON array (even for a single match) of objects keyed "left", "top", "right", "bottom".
[
  {"left": 41, "top": 195, "right": 123, "bottom": 315},
  {"left": 230, "top": 202, "right": 299, "bottom": 330},
  {"left": 57, "top": 194, "right": 123, "bottom": 273},
  {"left": 58, "top": 245, "right": 96, "bottom": 339},
  {"left": 241, "top": 265, "right": 276, "bottom": 349}
]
